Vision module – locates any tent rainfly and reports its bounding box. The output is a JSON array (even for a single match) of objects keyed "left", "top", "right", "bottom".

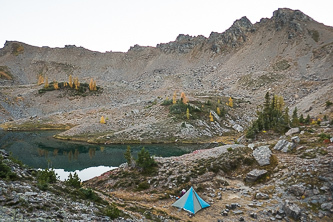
[{"left": 172, "top": 186, "right": 210, "bottom": 214}]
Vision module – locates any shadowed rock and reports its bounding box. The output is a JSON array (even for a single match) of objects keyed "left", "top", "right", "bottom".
[{"left": 246, "top": 169, "right": 267, "bottom": 183}]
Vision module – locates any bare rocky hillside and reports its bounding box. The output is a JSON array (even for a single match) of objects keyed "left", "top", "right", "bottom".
[{"left": 0, "top": 8, "right": 332, "bottom": 143}]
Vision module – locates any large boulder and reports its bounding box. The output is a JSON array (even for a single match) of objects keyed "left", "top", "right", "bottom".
[
  {"left": 283, "top": 200, "right": 301, "bottom": 220},
  {"left": 253, "top": 146, "right": 272, "bottom": 166},
  {"left": 274, "top": 140, "right": 295, "bottom": 152},
  {"left": 246, "top": 169, "right": 267, "bottom": 183},
  {"left": 285, "top": 127, "right": 300, "bottom": 136}
]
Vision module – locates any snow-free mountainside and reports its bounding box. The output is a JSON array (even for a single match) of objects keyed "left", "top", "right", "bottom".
[{"left": 0, "top": 8, "right": 333, "bottom": 221}]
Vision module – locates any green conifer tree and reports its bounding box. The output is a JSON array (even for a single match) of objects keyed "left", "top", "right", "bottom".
[
  {"left": 291, "top": 107, "right": 299, "bottom": 127},
  {"left": 124, "top": 146, "right": 132, "bottom": 165}
]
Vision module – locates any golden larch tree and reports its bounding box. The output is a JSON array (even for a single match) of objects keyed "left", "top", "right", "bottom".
[
  {"left": 68, "top": 75, "right": 73, "bottom": 88},
  {"left": 227, "top": 97, "right": 233, "bottom": 107},
  {"left": 37, "top": 75, "right": 44, "bottom": 85},
  {"left": 172, "top": 91, "right": 177, "bottom": 104},
  {"left": 181, "top": 92, "right": 188, "bottom": 104},
  {"left": 53, "top": 80, "right": 59, "bottom": 90},
  {"left": 277, "top": 95, "right": 285, "bottom": 112},
  {"left": 74, "top": 77, "right": 80, "bottom": 90},
  {"left": 209, "top": 112, "right": 214, "bottom": 122},
  {"left": 217, "top": 107, "right": 221, "bottom": 116},
  {"left": 44, "top": 76, "right": 49, "bottom": 88},
  {"left": 186, "top": 108, "right": 190, "bottom": 120},
  {"left": 93, "top": 80, "right": 97, "bottom": 91},
  {"left": 100, "top": 116, "right": 106, "bottom": 124},
  {"left": 89, "top": 78, "right": 94, "bottom": 91}
]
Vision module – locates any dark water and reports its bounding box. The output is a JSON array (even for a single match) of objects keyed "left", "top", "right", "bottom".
[{"left": 0, "top": 130, "right": 212, "bottom": 181}]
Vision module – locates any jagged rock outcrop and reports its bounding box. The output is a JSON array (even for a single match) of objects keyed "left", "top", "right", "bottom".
[{"left": 209, "top": 16, "right": 254, "bottom": 52}]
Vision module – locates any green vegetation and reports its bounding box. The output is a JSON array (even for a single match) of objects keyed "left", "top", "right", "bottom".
[
  {"left": 309, "top": 29, "right": 320, "bottom": 42},
  {"left": 273, "top": 59, "right": 290, "bottom": 71},
  {"left": 326, "top": 100, "right": 332, "bottom": 108},
  {"left": 164, "top": 96, "right": 227, "bottom": 122},
  {"left": 0, "top": 158, "right": 17, "bottom": 180},
  {"left": 77, "top": 188, "right": 100, "bottom": 201},
  {"left": 136, "top": 181, "right": 150, "bottom": 191},
  {"left": 317, "top": 133, "right": 331, "bottom": 142},
  {"left": 0, "top": 66, "right": 13, "bottom": 80},
  {"left": 246, "top": 92, "right": 290, "bottom": 139},
  {"left": 38, "top": 82, "right": 102, "bottom": 97},
  {"left": 161, "top": 99, "right": 173, "bottom": 106},
  {"left": 136, "top": 147, "right": 157, "bottom": 173},
  {"left": 104, "top": 203, "right": 121, "bottom": 219},
  {"left": 65, "top": 172, "right": 81, "bottom": 188},
  {"left": 11, "top": 43, "right": 24, "bottom": 56},
  {"left": 36, "top": 168, "right": 58, "bottom": 190},
  {"left": 124, "top": 146, "right": 132, "bottom": 165}
]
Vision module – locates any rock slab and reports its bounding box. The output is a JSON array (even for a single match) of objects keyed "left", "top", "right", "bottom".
[
  {"left": 274, "top": 140, "right": 294, "bottom": 152},
  {"left": 253, "top": 146, "right": 272, "bottom": 166},
  {"left": 246, "top": 169, "right": 268, "bottom": 183}
]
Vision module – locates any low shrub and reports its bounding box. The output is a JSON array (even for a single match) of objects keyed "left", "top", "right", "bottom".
[
  {"left": 136, "top": 181, "right": 150, "bottom": 191},
  {"left": 104, "top": 203, "right": 120, "bottom": 219},
  {"left": 36, "top": 168, "right": 57, "bottom": 190},
  {"left": 136, "top": 148, "right": 157, "bottom": 174},
  {"left": 0, "top": 159, "right": 17, "bottom": 180},
  {"left": 65, "top": 172, "right": 81, "bottom": 188}
]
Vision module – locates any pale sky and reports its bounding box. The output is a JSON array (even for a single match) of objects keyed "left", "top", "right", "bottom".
[{"left": 1, "top": 0, "right": 333, "bottom": 52}]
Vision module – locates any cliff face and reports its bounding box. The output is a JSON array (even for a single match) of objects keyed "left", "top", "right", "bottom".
[{"left": 0, "top": 8, "right": 332, "bottom": 141}]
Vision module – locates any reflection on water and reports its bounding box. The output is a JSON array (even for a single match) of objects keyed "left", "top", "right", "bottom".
[
  {"left": 0, "top": 131, "right": 214, "bottom": 181},
  {"left": 54, "top": 166, "right": 116, "bottom": 181}
]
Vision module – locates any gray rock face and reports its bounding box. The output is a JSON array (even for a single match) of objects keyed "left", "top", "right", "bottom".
[
  {"left": 289, "top": 184, "right": 305, "bottom": 196},
  {"left": 283, "top": 200, "right": 301, "bottom": 220},
  {"left": 246, "top": 169, "right": 267, "bottom": 183},
  {"left": 321, "top": 202, "right": 333, "bottom": 211},
  {"left": 285, "top": 127, "right": 300, "bottom": 136},
  {"left": 273, "top": 140, "right": 295, "bottom": 152},
  {"left": 253, "top": 146, "right": 272, "bottom": 166}
]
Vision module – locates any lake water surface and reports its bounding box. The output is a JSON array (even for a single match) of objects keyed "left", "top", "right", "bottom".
[{"left": 0, "top": 130, "right": 212, "bottom": 181}]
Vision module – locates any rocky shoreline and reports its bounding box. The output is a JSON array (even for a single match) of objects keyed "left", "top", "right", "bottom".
[{"left": 0, "top": 123, "right": 333, "bottom": 221}]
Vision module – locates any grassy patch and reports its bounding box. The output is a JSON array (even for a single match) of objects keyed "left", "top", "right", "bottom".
[
  {"left": 11, "top": 43, "right": 24, "bottom": 56},
  {"left": 309, "top": 29, "right": 320, "bottom": 42},
  {"left": 273, "top": 60, "right": 290, "bottom": 71},
  {"left": 1, "top": 121, "right": 72, "bottom": 131},
  {"left": 0, "top": 66, "right": 13, "bottom": 80}
]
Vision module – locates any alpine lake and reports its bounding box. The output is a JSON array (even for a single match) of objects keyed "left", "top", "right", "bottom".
[{"left": 0, "top": 130, "right": 213, "bottom": 181}]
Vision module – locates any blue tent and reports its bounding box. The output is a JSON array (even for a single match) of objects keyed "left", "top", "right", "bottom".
[{"left": 172, "top": 187, "right": 210, "bottom": 214}]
